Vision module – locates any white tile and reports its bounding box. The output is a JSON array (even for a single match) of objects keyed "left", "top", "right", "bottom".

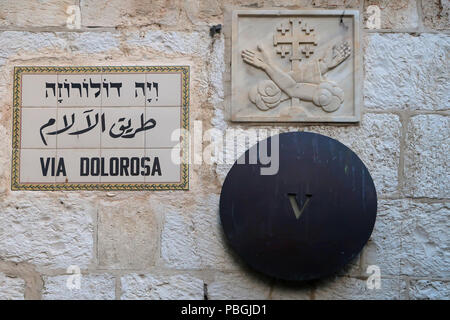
[
  {"left": 145, "top": 73, "right": 182, "bottom": 107},
  {"left": 21, "top": 108, "right": 57, "bottom": 148},
  {"left": 57, "top": 74, "right": 102, "bottom": 107},
  {"left": 56, "top": 108, "right": 101, "bottom": 149},
  {"left": 100, "top": 149, "right": 145, "bottom": 183},
  {"left": 145, "top": 148, "right": 181, "bottom": 183},
  {"left": 101, "top": 74, "right": 146, "bottom": 107},
  {"left": 101, "top": 107, "right": 145, "bottom": 149},
  {"left": 19, "top": 149, "right": 56, "bottom": 184},
  {"left": 145, "top": 107, "right": 181, "bottom": 148},
  {"left": 56, "top": 149, "right": 101, "bottom": 183},
  {"left": 21, "top": 74, "right": 57, "bottom": 107}
]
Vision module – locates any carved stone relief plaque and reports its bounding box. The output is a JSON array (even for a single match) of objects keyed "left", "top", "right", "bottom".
[{"left": 231, "top": 10, "right": 361, "bottom": 122}]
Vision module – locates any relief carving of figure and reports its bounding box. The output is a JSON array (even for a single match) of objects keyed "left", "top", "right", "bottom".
[{"left": 241, "top": 18, "right": 351, "bottom": 113}]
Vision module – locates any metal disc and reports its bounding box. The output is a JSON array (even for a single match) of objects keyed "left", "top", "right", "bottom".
[{"left": 219, "top": 132, "right": 377, "bottom": 281}]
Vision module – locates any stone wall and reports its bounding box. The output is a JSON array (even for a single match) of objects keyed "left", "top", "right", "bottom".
[{"left": 0, "top": 0, "right": 448, "bottom": 300}]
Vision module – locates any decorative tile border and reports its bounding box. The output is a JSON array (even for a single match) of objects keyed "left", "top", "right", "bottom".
[{"left": 11, "top": 66, "right": 190, "bottom": 191}]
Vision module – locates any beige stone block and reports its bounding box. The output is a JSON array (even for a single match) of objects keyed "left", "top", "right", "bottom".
[
  {"left": 0, "top": 0, "right": 77, "bottom": 28},
  {"left": 314, "top": 276, "right": 408, "bottom": 299},
  {"left": 363, "top": 0, "right": 419, "bottom": 29},
  {"left": 43, "top": 274, "right": 115, "bottom": 300},
  {"left": 404, "top": 115, "right": 449, "bottom": 198},
  {"left": 0, "top": 193, "right": 95, "bottom": 269},
  {"left": 208, "top": 272, "right": 271, "bottom": 300},
  {"left": 184, "top": 0, "right": 223, "bottom": 24},
  {"left": 422, "top": 0, "right": 450, "bottom": 30},
  {"left": 98, "top": 200, "right": 160, "bottom": 269},
  {"left": 81, "top": 0, "right": 181, "bottom": 27},
  {"left": 121, "top": 274, "right": 204, "bottom": 300},
  {"left": 409, "top": 280, "right": 450, "bottom": 300},
  {"left": 0, "top": 273, "right": 25, "bottom": 300}
]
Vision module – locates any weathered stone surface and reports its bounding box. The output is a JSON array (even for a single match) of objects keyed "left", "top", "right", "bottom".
[
  {"left": 65, "top": 32, "right": 120, "bottom": 54},
  {"left": 263, "top": 0, "right": 311, "bottom": 6},
  {"left": 361, "top": 200, "right": 403, "bottom": 276},
  {"left": 98, "top": 200, "right": 160, "bottom": 269},
  {"left": 0, "top": 0, "right": 77, "bottom": 28},
  {"left": 0, "top": 32, "right": 66, "bottom": 66},
  {"left": 208, "top": 273, "right": 271, "bottom": 300},
  {"left": 364, "top": 33, "right": 450, "bottom": 110},
  {"left": 0, "top": 272, "right": 25, "bottom": 300},
  {"left": 404, "top": 115, "right": 450, "bottom": 198},
  {"left": 364, "top": 199, "right": 449, "bottom": 278},
  {"left": 422, "top": 0, "right": 450, "bottom": 30},
  {"left": 311, "top": 0, "right": 360, "bottom": 7},
  {"left": 161, "top": 194, "right": 240, "bottom": 270},
  {"left": 126, "top": 30, "right": 211, "bottom": 60},
  {"left": 121, "top": 274, "right": 204, "bottom": 300},
  {"left": 43, "top": 274, "right": 115, "bottom": 300},
  {"left": 0, "top": 31, "right": 120, "bottom": 66},
  {"left": 184, "top": 0, "right": 222, "bottom": 25},
  {"left": 409, "top": 280, "right": 450, "bottom": 300},
  {"left": 0, "top": 193, "right": 94, "bottom": 269},
  {"left": 401, "top": 201, "right": 449, "bottom": 277},
  {"left": 363, "top": 0, "right": 419, "bottom": 29},
  {"left": 314, "top": 276, "right": 407, "bottom": 299},
  {"left": 81, "top": 0, "right": 181, "bottom": 27}
]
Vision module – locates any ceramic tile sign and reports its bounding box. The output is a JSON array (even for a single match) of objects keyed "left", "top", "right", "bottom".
[
  {"left": 231, "top": 10, "right": 361, "bottom": 122},
  {"left": 11, "top": 66, "right": 189, "bottom": 191}
]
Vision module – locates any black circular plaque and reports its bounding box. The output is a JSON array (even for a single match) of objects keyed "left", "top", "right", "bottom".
[{"left": 220, "top": 132, "right": 377, "bottom": 281}]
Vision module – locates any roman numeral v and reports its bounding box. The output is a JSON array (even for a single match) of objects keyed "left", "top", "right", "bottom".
[{"left": 288, "top": 193, "right": 312, "bottom": 220}]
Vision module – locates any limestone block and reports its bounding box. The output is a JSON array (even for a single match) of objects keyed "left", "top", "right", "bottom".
[
  {"left": 121, "top": 274, "right": 204, "bottom": 300},
  {"left": 0, "top": 193, "right": 94, "bottom": 269},
  {"left": 98, "top": 199, "right": 160, "bottom": 269},
  {"left": 409, "top": 280, "right": 450, "bottom": 300},
  {"left": 0, "top": 272, "right": 25, "bottom": 300},
  {"left": 404, "top": 115, "right": 450, "bottom": 198},
  {"left": 364, "top": 33, "right": 450, "bottom": 110},
  {"left": 0, "top": 0, "right": 77, "bottom": 28},
  {"left": 208, "top": 272, "right": 271, "bottom": 300},
  {"left": 81, "top": 0, "right": 181, "bottom": 27},
  {"left": 43, "top": 274, "right": 115, "bottom": 300},
  {"left": 363, "top": 0, "right": 419, "bottom": 29},
  {"left": 314, "top": 276, "right": 407, "bottom": 299},
  {"left": 422, "top": 0, "right": 450, "bottom": 30}
]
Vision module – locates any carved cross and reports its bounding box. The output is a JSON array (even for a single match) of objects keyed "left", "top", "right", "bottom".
[
  {"left": 302, "top": 44, "right": 315, "bottom": 58},
  {"left": 302, "top": 23, "right": 314, "bottom": 35},
  {"left": 276, "top": 45, "right": 290, "bottom": 58},
  {"left": 273, "top": 18, "right": 317, "bottom": 72},
  {"left": 277, "top": 23, "right": 290, "bottom": 35}
]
